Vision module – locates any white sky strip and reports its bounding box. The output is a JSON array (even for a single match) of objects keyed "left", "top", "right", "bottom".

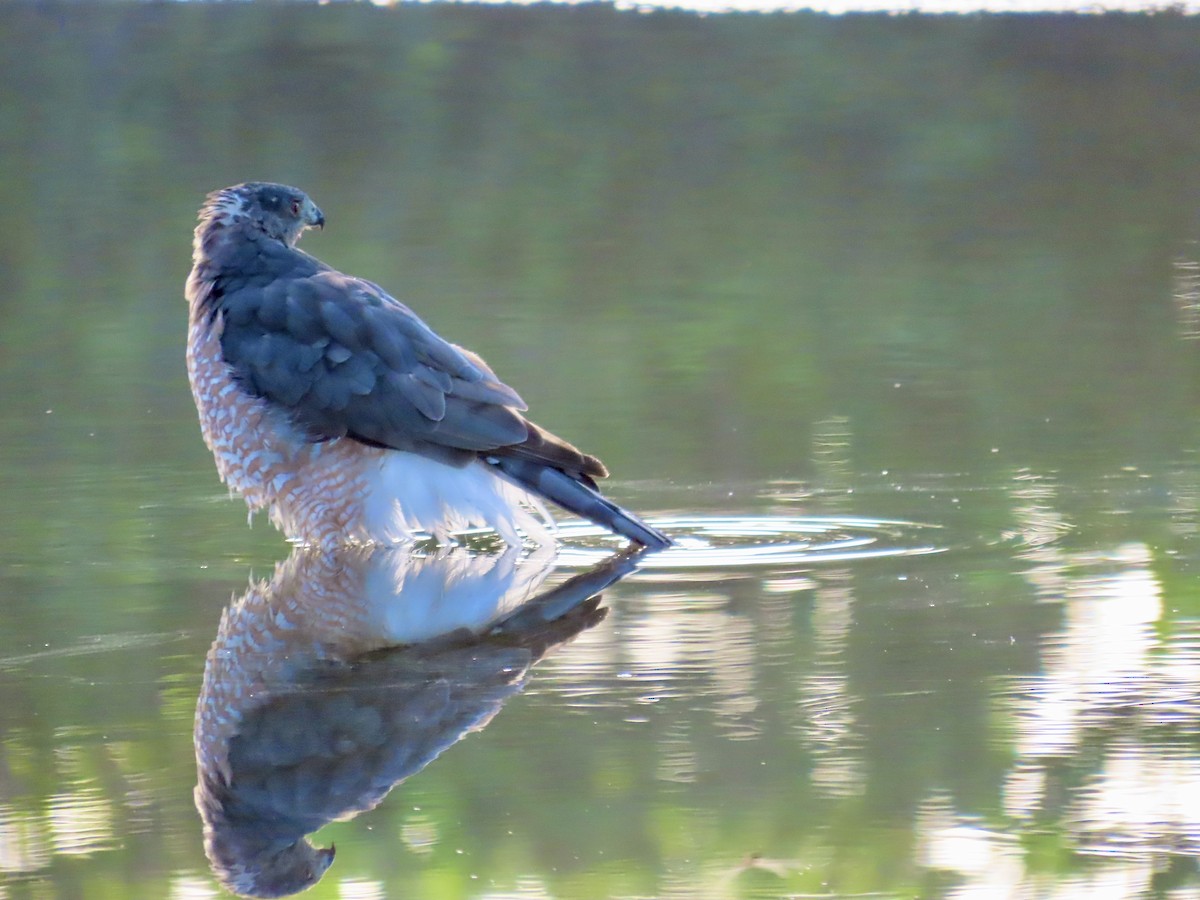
[{"left": 385, "top": 0, "right": 1200, "bottom": 15}]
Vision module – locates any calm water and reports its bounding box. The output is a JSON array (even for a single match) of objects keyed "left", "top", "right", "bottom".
[{"left": 5, "top": 5, "right": 1200, "bottom": 899}]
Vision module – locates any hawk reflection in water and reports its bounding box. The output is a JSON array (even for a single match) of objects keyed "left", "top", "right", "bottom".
[{"left": 194, "top": 546, "right": 639, "bottom": 898}]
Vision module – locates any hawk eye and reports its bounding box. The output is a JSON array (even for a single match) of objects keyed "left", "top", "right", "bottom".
[{"left": 290, "top": 198, "right": 302, "bottom": 216}]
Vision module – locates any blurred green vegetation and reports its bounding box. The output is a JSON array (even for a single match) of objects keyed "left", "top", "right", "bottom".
[
  {"left": 3, "top": 5, "right": 1200, "bottom": 506},
  {"left": 3, "top": 4, "right": 1200, "bottom": 898}
]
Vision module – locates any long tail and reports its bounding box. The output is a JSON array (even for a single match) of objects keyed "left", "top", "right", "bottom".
[{"left": 491, "top": 457, "right": 671, "bottom": 550}]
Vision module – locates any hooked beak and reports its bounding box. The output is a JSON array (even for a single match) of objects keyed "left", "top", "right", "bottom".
[
  {"left": 318, "top": 843, "right": 336, "bottom": 870},
  {"left": 306, "top": 201, "right": 325, "bottom": 231}
]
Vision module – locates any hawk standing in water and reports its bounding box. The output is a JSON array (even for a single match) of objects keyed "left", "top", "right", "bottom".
[{"left": 185, "top": 182, "right": 670, "bottom": 550}]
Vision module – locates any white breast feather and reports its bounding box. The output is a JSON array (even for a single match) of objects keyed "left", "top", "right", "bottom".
[{"left": 363, "top": 453, "right": 554, "bottom": 546}]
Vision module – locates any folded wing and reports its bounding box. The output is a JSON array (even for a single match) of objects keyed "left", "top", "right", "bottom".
[{"left": 217, "top": 269, "right": 606, "bottom": 480}]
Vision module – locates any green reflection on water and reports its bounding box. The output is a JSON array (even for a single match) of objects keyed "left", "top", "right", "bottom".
[{"left": 2, "top": 4, "right": 1200, "bottom": 898}]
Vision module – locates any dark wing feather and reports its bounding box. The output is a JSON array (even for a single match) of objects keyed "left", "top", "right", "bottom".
[
  {"left": 500, "top": 421, "right": 607, "bottom": 484},
  {"left": 216, "top": 264, "right": 601, "bottom": 477}
]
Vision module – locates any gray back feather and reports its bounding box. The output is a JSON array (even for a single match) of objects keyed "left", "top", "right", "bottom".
[{"left": 211, "top": 243, "right": 532, "bottom": 458}]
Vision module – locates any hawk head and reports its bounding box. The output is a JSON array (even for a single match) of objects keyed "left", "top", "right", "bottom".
[
  {"left": 205, "top": 831, "right": 336, "bottom": 899},
  {"left": 200, "top": 182, "right": 325, "bottom": 248}
]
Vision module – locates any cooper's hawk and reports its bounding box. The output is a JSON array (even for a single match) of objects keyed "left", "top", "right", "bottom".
[{"left": 186, "top": 182, "right": 671, "bottom": 549}]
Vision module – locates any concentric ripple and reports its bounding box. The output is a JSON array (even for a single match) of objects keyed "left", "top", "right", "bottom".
[{"left": 550, "top": 514, "right": 946, "bottom": 568}]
